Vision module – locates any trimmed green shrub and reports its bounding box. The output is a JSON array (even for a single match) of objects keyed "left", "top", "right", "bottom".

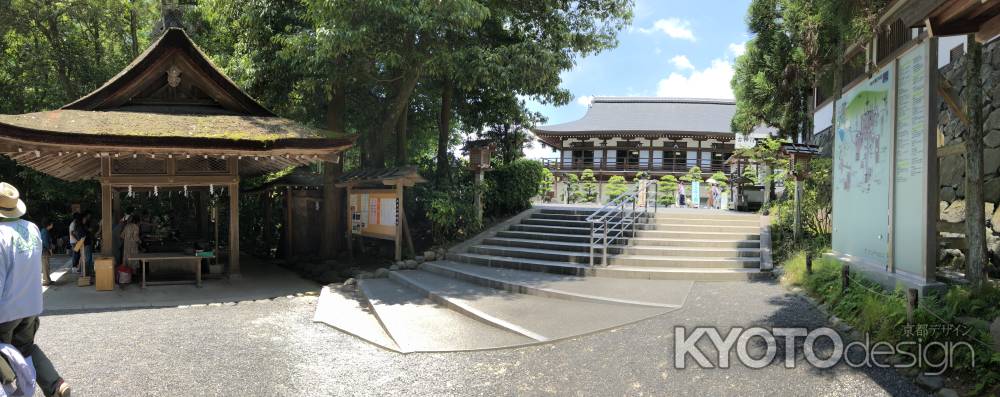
[
  {"left": 605, "top": 175, "right": 628, "bottom": 202},
  {"left": 680, "top": 166, "right": 703, "bottom": 183},
  {"left": 657, "top": 175, "right": 678, "bottom": 206},
  {"left": 566, "top": 173, "right": 581, "bottom": 203},
  {"left": 579, "top": 169, "right": 598, "bottom": 203},
  {"left": 485, "top": 158, "right": 546, "bottom": 216}
]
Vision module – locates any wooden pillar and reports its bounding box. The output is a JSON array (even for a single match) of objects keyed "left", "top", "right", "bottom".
[
  {"left": 793, "top": 177, "right": 803, "bottom": 241},
  {"left": 100, "top": 157, "right": 113, "bottom": 257},
  {"left": 964, "top": 34, "right": 987, "bottom": 284},
  {"left": 284, "top": 187, "right": 293, "bottom": 259},
  {"left": 100, "top": 182, "right": 113, "bottom": 257},
  {"left": 263, "top": 191, "right": 274, "bottom": 249},
  {"left": 394, "top": 183, "right": 403, "bottom": 262},
  {"left": 322, "top": 159, "right": 344, "bottom": 258},
  {"left": 474, "top": 171, "right": 484, "bottom": 223},
  {"left": 112, "top": 190, "right": 122, "bottom": 224},
  {"left": 229, "top": 181, "right": 241, "bottom": 278}
]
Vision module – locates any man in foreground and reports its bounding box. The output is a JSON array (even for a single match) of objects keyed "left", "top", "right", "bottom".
[{"left": 0, "top": 182, "right": 71, "bottom": 396}]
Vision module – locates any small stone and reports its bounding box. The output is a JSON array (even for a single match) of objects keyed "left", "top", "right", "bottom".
[
  {"left": 395, "top": 260, "right": 406, "bottom": 267},
  {"left": 986, "top": 177, "right": 1000, "bottom": 203},
  {"left": 415, "top": 256, "right": 425, "bottom": 263},
  {"left": 423, "top": 251, "right": 437, "bottom": 261},
  {"left": 935, "top": 388, "right": 959, "bottom": 397},
  {"left": 404, "top": 259, "right": 418, "bottom": 269},
  {"left": 374, "top": 268, "right": 390, "bottom": 278},
  {"left": 940, "top": 187, "right": 957, "bottom": 203},
  {"left": 389, "top": 264, "right": 400, "bottom": 271},
  {"left": 939, "top": 154, "right": 965, "bottom": 186},
  {"left": 992, "top": 208, "right": 1000, "bottom": 233},
  {"left": 940, "top": 200, "right": 966, "bottom": 223},
  {"left": 986, "top": 147, "right": 1000, "bottom": 175},
  {"left": 915, "top": 374, "right": 944, "bottom": 391},
  {"left": 986, "top": 126, "right": 1000, "bottom": 148}
]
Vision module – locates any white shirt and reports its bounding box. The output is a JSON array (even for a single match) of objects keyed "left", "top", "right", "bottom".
[
  {"left": 68, "top": 220, "right": 77, "bottom": 244},
  {"left": 0, "top": 219, "right": 43, "bottom": 324}
]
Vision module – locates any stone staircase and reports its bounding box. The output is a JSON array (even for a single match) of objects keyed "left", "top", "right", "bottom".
[
  {"left": 314, "top": 207, "right": 770, "bottom": 353},
  {"left": 452, "top": 208, "right": 768, "bottom": 281}
]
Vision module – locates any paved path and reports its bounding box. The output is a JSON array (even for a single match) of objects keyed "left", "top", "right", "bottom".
[{"left": 33, "top": 279, "right": 925, "bottom": 396}]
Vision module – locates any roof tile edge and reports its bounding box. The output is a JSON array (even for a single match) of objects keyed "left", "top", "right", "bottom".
[{"left": 591, "top": 96, "right": 735, "bottom": 105}]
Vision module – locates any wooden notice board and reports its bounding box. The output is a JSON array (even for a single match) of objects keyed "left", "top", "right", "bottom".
[{"left": 349, "top": 189, "right": 398, "bottom": 240}]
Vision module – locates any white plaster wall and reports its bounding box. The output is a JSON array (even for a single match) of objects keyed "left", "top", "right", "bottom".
[{"left": 814, "top": 101, "right": 833, "bottom": 134}]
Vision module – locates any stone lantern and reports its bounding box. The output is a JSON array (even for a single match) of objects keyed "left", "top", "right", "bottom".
[
  {"left": 464, "top": 140, "right": 496, "bottom": 222},
  {"left": 780, "top": 143, "right": 821, "bottom": 241}
]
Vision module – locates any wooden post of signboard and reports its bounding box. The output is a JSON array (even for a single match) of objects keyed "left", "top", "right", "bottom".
[
  {"left": 402, "top": 208, "right": 415, "bottom": 258},
  {"left": 394, "top": 183, "right": 403, "bottom": 262},
  {"left": 345, "top": 184, "right": 353, "bottom": 258},
  {"left": 284, "top": 186, "right": 293, "bottom": 259}
]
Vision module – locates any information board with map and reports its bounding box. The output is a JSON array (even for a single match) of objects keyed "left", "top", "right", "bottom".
[
  {"left": 832, "top": 39, "right": 937, "bottom": 284},
  {"left": 833, "top": 64, "right": 893, "bottom": 266}
]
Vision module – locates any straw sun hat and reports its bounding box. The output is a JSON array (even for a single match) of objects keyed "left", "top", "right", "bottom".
[{"left": 0, "top": 182, "right": 27, "bottom": 219}]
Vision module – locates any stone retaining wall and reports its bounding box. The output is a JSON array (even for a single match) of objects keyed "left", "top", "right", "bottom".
[{"left": 937, "top": 39, "right": 1000, "bottom": 267}]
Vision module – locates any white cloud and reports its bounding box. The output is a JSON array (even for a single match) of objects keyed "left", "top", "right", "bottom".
[
  {"left": 669, "top": 55, "right": 694, "bottom": 70},
  {"left": 575, "top": 95, "right": 595, "bottom": 107},
  {"left": 728, "top": 42, "right": 746, "bottom": 57},
  {"left": 656, "top": 59, "right": 735, "bottom": 99},
  {"left": 639, "top": 18, "right": 696, "bottom": 41}
]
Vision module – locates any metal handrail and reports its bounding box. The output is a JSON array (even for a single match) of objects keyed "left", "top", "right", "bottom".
[{"left": 586, "top": 179, "right": 658, "bottom": 266}]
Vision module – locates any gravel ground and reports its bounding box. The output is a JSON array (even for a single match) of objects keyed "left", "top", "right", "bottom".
[{"left": 33, "top": 279, "right": 926, "bottom": 396}]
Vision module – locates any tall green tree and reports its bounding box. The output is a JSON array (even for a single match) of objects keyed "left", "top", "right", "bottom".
[{"left": 731, "top": 0, "right": 886, "bottom": 140}]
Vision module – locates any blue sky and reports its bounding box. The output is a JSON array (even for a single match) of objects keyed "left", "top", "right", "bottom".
[{"left": 523, "top": 0, "right": 753, "bottom": 159}]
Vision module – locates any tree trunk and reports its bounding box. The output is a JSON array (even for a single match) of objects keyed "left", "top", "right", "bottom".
[
  {"left": 129, "top": 0, "right": 140, "bottom": 58},
  {"left": 322, "top": 78, "right": 347, "bottom": 257},
  {"left": 369, "top": 66, "right": 421, "bottom": 168},
  {"left": 41, "top": 12, "right": 75, "bottom": 99},
  {"left": 964, "top": 34, "right": 986, "bottom": 285},
  {"left": 396, "top": 101, "right": 409, "bottom": 165},
  {"left": 436, "top": 78, "right": 454, "bottom": 182}
]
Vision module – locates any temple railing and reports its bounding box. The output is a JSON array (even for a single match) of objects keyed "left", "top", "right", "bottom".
[{"left": 540, "top": 158, "right": 731, "bottom": 174}]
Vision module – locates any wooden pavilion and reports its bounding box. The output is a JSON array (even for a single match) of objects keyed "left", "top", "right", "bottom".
[{"left": 0, "top": 28, "right": 355, "bottom": 277}]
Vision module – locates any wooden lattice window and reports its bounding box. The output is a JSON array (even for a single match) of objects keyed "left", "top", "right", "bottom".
[
  {"left": 176, "top": 156, "right": 229, "bottom": 174},
  {"left": 111, "top": 158, "right": 168, "bottom": 175}
]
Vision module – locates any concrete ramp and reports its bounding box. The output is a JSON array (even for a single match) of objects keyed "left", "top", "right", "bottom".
[{"left": 314, "top": 207, "right": 769, "bottom": 353}]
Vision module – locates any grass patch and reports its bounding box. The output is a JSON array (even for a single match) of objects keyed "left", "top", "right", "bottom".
[{"left": 780, "top": 250, "right": 1000, "bottom": 395}]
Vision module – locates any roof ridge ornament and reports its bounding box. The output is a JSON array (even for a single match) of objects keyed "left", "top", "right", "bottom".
[{"left": 167, "top": 65, "right": 182, "bottom": 88}]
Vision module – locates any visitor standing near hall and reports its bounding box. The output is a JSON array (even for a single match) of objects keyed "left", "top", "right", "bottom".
[
  {"left": 678, "top": 182, "right": 686, "bottom": 207},
  {"left": 67, "top": 214, "right": 80, "bottom": 274},
  {"left": 0, "top": 182, "right": 72, "bottom": 397},
  {"left": 711, "top": 184, "right": 722, "bottom": 210},
  {"left": 121, "top": 216, "right": 141, "bottom": 271},
  {"left": 38, "top": 219, "right": 54, "bottom": 286}
]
